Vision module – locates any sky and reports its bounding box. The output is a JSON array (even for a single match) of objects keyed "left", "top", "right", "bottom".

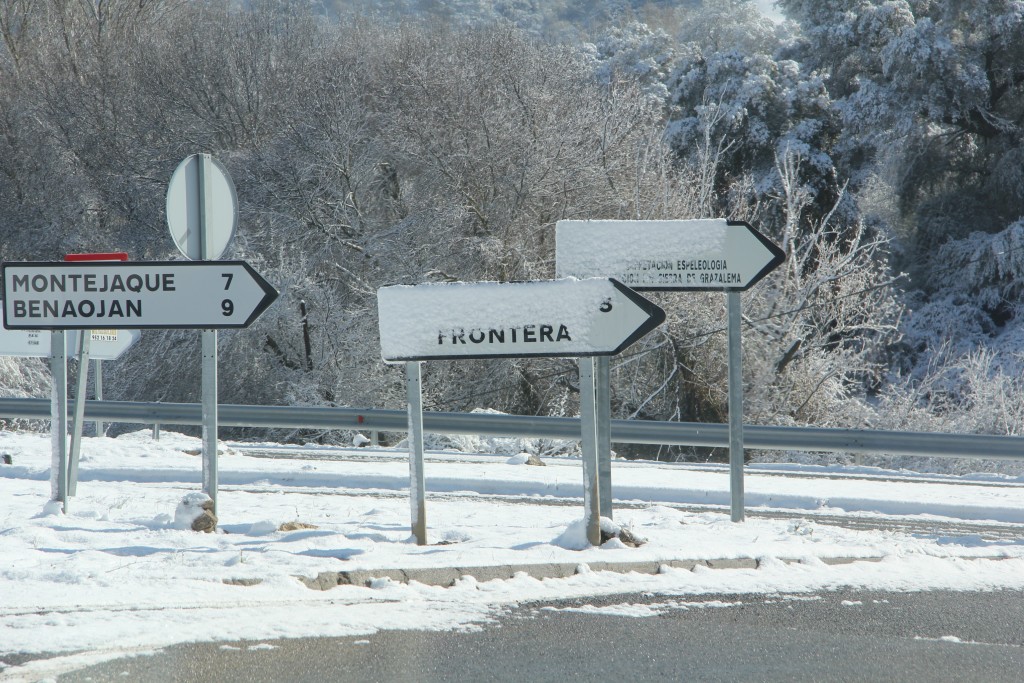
[
  {"left": 2, "top": 428, "right": 1024, "bottom": 681},
  {"left": 753, "top": 0, "right": 785, "bottom": 23}
]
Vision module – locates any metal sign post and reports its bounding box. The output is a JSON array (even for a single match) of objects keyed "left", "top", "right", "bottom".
[
  {"left": 93, "top": 357, "right": 104, "bottom": 437},
  {"left": 727, "top": 291, "right": 745, "bottom": 522},
  {"left": 67, "top": 331, "right": 91, "bottom": 496},
  {"left": 201, "top": 328, "right": 218, "bottom": 505},
  {"left": 556, "top": 219, "right": 785, "bottom": 523},
  {"left": 405, "top": 362, "right": 428, "bottom": 545},
  {"left": 50, "top": 331, "right": 68, "bottom": 510},
  {"left": 166, "top": 153, "right": 239, "bottom": 517},
  {"left": 3, "top": 251, "right": 138, "bottom": 510},
  {"left": 63, "top": 252, "right": 128, "bottom": 497},
  {"left": 596, "top": 355, "right": 612, "bottom": 521},
  {"left": 579, "top": 357, "right": 602, "bottom": 546}
]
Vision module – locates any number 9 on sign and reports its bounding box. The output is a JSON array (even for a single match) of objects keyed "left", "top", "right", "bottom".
[{"left": 222, "top": 299, "right": 234, "bottom": 316}]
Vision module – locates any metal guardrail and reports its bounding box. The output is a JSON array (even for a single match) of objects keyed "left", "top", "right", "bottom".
[{"left": 1, "top": 397, "right": 1022, "bottom": 462}]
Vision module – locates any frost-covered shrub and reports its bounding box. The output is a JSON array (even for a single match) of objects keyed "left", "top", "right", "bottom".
[
  {"left": 0, "top": 357, "right": 49, "bottom": 398},
  {"left": 0, "top": 357, "right": 52, "bottom": 432},
  {"left": 666, "top": 43, "right": 845, "bottom": 233},
  {"left": 582, "top": 22, "right": 675, "bottom": 105}
]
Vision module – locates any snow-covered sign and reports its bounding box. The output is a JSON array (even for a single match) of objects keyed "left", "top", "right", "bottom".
[
  {"left": 556, "top": 219, "right": 785, "bottom": 291},
  {"left": 377, "top": 278, "right": 665, "bottom": 361},
  {"left": 1, "top": 261, "right": 278, "bottom": 330}
]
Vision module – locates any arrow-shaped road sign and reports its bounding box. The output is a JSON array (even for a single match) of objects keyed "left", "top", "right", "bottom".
[
  {"left": 377, "top": 278, "right": 665, "bottom": 362},
  {"left": 1, "top": 261, "right": 278, "bottom": 330},
  {"left": 556, "top": 219, "right": 785, "bottom": 291}
]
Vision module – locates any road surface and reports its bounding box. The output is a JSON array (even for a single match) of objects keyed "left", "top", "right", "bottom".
[{"left": 56, "top": 588, "right": 1024, "bottom": 682}]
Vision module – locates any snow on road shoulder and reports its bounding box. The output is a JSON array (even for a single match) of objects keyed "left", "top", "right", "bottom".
[{"left": 2, "top": 428, "right": 1024, "bottom": 678}]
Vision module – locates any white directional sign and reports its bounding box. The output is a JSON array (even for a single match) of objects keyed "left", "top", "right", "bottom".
[
  {"left": 377, "top": 278, "right": 665, "bottom": 361},
  {"left": 0, "top": 322, "right": 140, "bottom": 360},
  {"left": 556, "top": 219, "right": 785, "bottom": 291},
  {"left": 1, "top": 261, "right": 278, "bottom": 330}
]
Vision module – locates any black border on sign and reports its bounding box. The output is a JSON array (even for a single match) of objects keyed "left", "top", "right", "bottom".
[
  {"left": 628, "top": 220, "right": 786, "bottom": 293},
  {"left": 380, "top": 278, "right": 666, "bottom": 362},
  {"left": 0, "top": 260, "right": 279, "bottom": 330}
]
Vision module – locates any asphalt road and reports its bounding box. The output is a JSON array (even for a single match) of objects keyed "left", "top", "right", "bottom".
[{"left": 56, "top": 588, "right": 1024, "bottom": 682}]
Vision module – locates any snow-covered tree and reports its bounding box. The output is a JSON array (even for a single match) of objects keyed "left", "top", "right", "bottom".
[
  {"left": 779, "top": 0, "right": 1024, "bottom": 249},
  {"left": 774, "top": 1, "right": 1024, "bottom": 425},
  {"left": 666, "top": 41, "right": 845, "bottom": 235},
  {"left": 0, "top": 0, "right": 958, "bottom": 450},
  {"left": 582, "top": 21, "right": 675, "bottom": 105},
  {"left": 675, "top": 0, "right": 787, "bottom": 55}
]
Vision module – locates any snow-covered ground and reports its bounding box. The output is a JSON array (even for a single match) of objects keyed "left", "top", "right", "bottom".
[{"left": 3, "top": 429, "right": 1024, "bottom": 681}]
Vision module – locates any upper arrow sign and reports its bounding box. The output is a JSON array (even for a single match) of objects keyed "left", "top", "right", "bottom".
[
  {"left": 556, "top": 219, "right": 785, "bottom": 291},
  {"left": 377, "top": 278, "right": 665, "bottom": 361},
  {"left": 1, "top": 261, "right": 278, "bottom": 330}
]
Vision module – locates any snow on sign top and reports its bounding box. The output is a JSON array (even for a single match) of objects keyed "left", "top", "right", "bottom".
[
  {"left": 555, "top": 219, "right": 785, "bottom": 291},
  {"left": 377, "top": 278, "right": 665, "bottom": 362}
]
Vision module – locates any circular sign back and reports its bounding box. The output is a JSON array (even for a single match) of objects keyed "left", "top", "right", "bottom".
[{"left": 165, "top": 154, "right": 238, "bottom": 261}]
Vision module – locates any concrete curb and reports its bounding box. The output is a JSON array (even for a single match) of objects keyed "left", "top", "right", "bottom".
[{"left": 294, "top": 555, "right": 885, "bottom": 591}]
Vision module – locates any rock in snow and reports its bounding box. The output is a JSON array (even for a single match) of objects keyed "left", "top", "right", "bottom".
[{"left": 174, "top": 492, "right": 218, "bottom": 533}]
